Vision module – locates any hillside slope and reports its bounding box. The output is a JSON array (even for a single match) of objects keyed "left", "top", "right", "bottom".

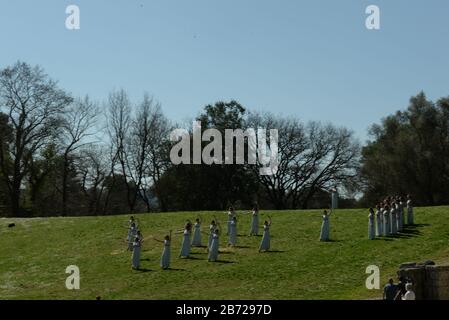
[{"left": 1, "top": 207, "right": 448, "bottom": 299}]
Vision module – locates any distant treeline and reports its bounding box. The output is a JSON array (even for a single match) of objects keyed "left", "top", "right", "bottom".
[{"left": 1, "top": 62, "right": 448, "bottom": 217}]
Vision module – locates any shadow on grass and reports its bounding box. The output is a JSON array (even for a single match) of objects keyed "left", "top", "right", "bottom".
[
  {"left": 180, "top": 256, "right": 202, "bottom": 260},
  {"left": 134, "top": 268, "right": 152, "bottom": 272},
  {"left": 217, "top": 250, "right": 234, "bottom": 255},
  {"left": 211, "top": 260, "right": 235, "bottom": 264},
  {"left": 374, "top": 237, "right": 394, "bottom": 241},
  {"left": 189, "top": 251, "right": 207, "bottom": 255},
  {"left": 321, "top": 239, "right": 342, "bottom": 243},
  {"left": 407, "top": 223, "right": 430, "bottom": 227},
  {"left": 165, "top": 268, "right": 185, "bottom": 271}
]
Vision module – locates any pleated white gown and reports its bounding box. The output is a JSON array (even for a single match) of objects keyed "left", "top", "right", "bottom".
[
  {"left": 131, "top": 239, "right": 141, "bottom": 269},
  {"left": 407, "top": 200, "right": 414, "bottom": 224},
  {"left": 368, "top": 213, "right": 375, "bottom": 240},
  {"left": 383, "top": 210, "right": 390, "bottom": 236},
  {"left": 227, "top": 212, "right": 234, "bottom": 235},
  {"left": 229, "top": 220, "right": 237, "bottom": 246},
  {"left": 127, "top": 227, "right": 137, "bottom": 251},
  {"left": 161, "top": 240, "right": 170, "bottom": 269},
  {"left": 208, "top": 233, "right": 219, "bottom": 262},
  {"left": 376, "top": 210, "right": 383, "bottom": 237},
  {"left": 259, "top": 225, "right": 271, "bottom": 251},
  {"left": 320, "top": 215, "right": 330, "bottom": 241},
  {"left": 191, "top": 223, "right": 202, "bottom": 247},
  {"left": 396, "top": 205, "right": 402, "bottom": 231},
  {"left": 179, "top": 229, "right": 191, "bottom": 258},
  {"left": 250, "top": 211, "right": 259, "bottom": 235},
  {"left": 390, "top": 208, "right": 397, "bottom": 234},
  {"left": 208, "top": 224, "right": 215, "bottom": 249}
]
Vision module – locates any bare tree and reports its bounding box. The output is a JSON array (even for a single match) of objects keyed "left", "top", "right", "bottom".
[
  {"left": 126, "top": 94, "right": 172, "bottom": 212},
  {"left": 59, "top": 96, "right": 99, "bottom": 215},
  {"left": 0, "top": 62, "right": 72, "bottom": 216},
  {"left": 106, "top": 89, "right": 135, "bottom": 212},
  {"left": 77, "top": 146, "right": 107, "bottom": 215},
  {"left": 248, "top": 112, "right": 360, "bottom": 209}
]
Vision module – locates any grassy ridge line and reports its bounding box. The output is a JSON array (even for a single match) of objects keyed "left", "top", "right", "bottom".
[{"left": 0, "top": 207, "right": 448, "bottom": 300}]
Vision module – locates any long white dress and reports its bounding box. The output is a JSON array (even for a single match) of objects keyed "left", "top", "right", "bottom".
[
  {"left": 383, "top": 210, "right": 390, "bottom": 236},
  {"left": 399, "top": 202, "right": 405, "bottom": 229},
  {"left": 407, "top": 200, "right": 414, "bottom": 225},
  {"left": 179, "top": 229, "right": 191, "bottom": 258},
  {"left": 208, "top": 224, "right": 216, "bottom": 249},
  {"left": 191, "top": 222, "right": 202, "bottom": 247},
  {"left": 229, "top": 220, "right": 237, "bottom": 246},
  {"left": 396, "top": 204, "right": 402, "bottom": 231},
  {"left": 131, "top": 237, "right": 141, "bottom": 269},
  {"left": 259, "top": 224, "right": 270, "bottom": 251},
  {"left": 208, "top": 233, "right": 219, "bottom": 262},
  {"left": 368, "top": 212, "right": 375, "bottom": 240},
  {"left": 390, "top": 208, "right": 397, "bottom": 234},
  {"left": 161, "top": 240, "right": 170, "bottom": 269},
  {"left": 250, "top": 210, "right": 259, "bottom": 235},
  {"left": 376, "top": 210, "right": 383, "bottom": 237},
  {"left": 127, "top": 226, "right": 137, "bottom": 251},
  {"left": 320, "top": 214, "right": 330, "bottom": 241},
  {"left": 227, "top": 211, "right": 235, "bottom": 235}
]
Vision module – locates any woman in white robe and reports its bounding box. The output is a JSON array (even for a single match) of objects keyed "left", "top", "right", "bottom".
[
  {"left": 191, "top": 218, "right": 202, "bottom": 247},
  {"left": 131, "top": 234, "right": 142, "bottom": 269},
  {"left": 207, "top": 220, "right": 217, "bottom": 251},
  {"left": 208, "top": 229, "right": 220, "bottom": 262},
  {"left": 395, "top": 202, "right": 402, "bottom": 232},
  {"left": 153, "top": 234, "right": 171, "bottom": 269},
  {"left": 127, "top": 222, "right": 138, "bottom": 251},
  {"left": 400, "top": 197, "right": 406, "bottom": 226},
  {"left": 398, "top": 197, "right": 405, "bottom": 230},
  {"left": 319, "top": 210, "right": 331, "bottom": 241},
  {"left": 407, "top": 195, "right": 414, "bottom": 225},
  {"left": 228, "top": 216, "right": 237, "bottom": 246},
  {"left": 161, "top": 236, "right": 171, "bottom": 269},
  {"left": 259, "top": 218, "right": 272, "bottom": 252},
  {"left": 368, "top": 208, "right": 375, "bottom": 240},
  {"left": 226, "top": 207, "right": 235, "bottom": 235},
  {"left": 383, "top": 206, "right": 390, "bottom": 236},
  {"left": 375, "top": 205, "right": 383, "bottom": 237},
  {"left": 390, "top": 204, "right": 397, "bottom": 234},
  {"left": 178, "top": 222, "right": 192, "bottom": 258},
  {"left": 249, "top": 206, "right": 259, "bottom": 236}
]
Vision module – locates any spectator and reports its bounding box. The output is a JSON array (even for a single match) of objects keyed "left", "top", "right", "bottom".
[
  {"left": 395, "top": 276, "right": 407, "bottom": 300},
  {"left": 383, "top": 278, "right": 398, "bottom": 300},
  {"left": 402, "top": 283, "right": 416, "bottom": 300}
]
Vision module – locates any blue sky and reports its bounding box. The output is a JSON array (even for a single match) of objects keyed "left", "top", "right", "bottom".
[{"left": 1, "top": 0, "right": 448, "bottom": 142}]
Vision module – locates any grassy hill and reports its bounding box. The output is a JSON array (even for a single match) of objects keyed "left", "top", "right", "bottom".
[{"left": 1, "top": 207, "right": 449, "bottom": 300}]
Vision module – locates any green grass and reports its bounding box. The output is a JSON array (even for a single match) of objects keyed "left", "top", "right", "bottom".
[{"left": 1, "top": 207, "right": 449, "bottom": 300}]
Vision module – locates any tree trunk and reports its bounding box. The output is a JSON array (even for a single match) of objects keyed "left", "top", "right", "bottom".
[
  {"left": 62, "top": 153, "right": 69, "bottom": 216},
  {"left": 10, "top": 188, "right": 21, "bottom": 217}
]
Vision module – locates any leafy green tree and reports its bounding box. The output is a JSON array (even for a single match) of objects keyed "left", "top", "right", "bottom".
[
  {"left": 0, "top": 62, "right": 72, "bottom": 216},
  {"left": 361, "top": 92, "right": 449, "bottom": 206}
]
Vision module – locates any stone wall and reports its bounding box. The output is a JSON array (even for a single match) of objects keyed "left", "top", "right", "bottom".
[{"left": 397, "top": 262, "right": 449, "bottom": 300}]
